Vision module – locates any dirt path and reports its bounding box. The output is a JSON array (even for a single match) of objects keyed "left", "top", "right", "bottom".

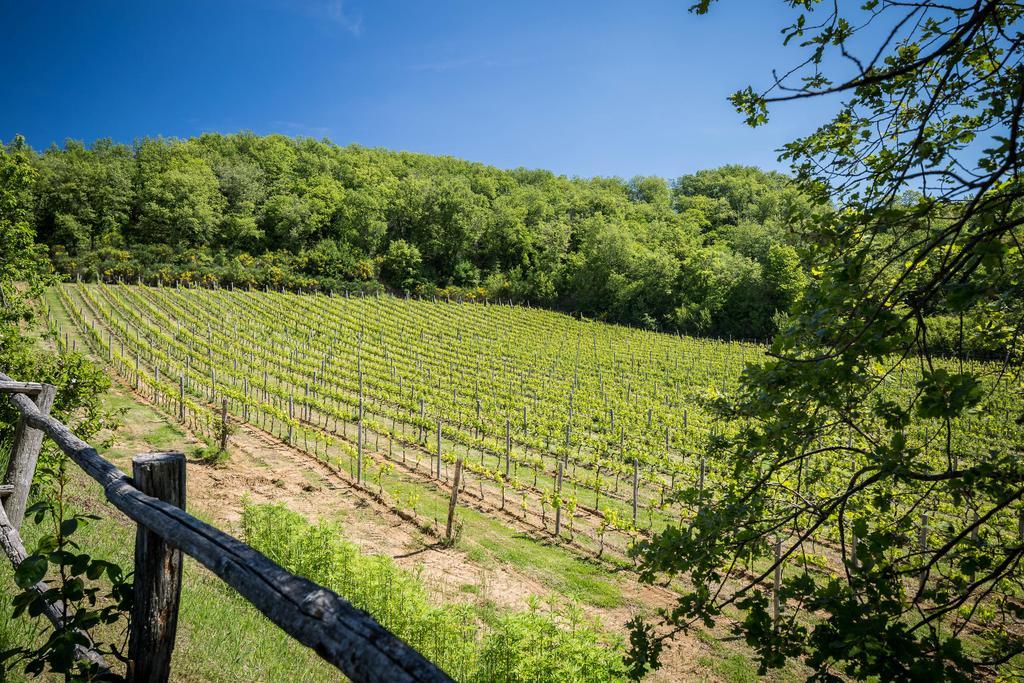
[{"left": 190, "top": 425, "right": 555, "bottom": 611}]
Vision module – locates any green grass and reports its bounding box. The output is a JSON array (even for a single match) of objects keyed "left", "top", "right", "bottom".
[
  {"left": 692, "top": 628, "right": 808, "bottom": 683},
  {"left": 695, "top": 628, "right": 760, "bottom": 683},
  {"left": 357, "top": 460, "right": 626, "bottom": 609},
  {"left": 696, "top": 654, "right": 758, "bottom": 683},
  {"left": 168, "top": 569, "right": 338, "bottom": 682},
  {"left": 0, "top": 573, "right": 39, "bottom": 683},
  {"left": 0, "top": 385, "right": 337, "bottom": 682},
  {"left": 473, "top": 525, "right": 622, "bottom": 609},
  {"left": 143, "top": 423, "right": 186, "bottom": 449},
  {"left": 242, "top": 502, "right": 627, "bottom": 682}
]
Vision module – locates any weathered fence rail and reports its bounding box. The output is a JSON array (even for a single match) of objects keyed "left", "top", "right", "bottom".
[{"left": 0, "top": 371, "right": 451, "bottom": 683}]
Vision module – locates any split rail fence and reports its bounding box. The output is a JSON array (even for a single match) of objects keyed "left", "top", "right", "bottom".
[{"left": 0, "top": 372, "right": 451, "bottom": 683}]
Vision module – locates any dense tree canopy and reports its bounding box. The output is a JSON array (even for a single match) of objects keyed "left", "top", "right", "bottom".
[
  {"left": 11, "top": 133, "right": 811, "bottom": 340},
  {"left": 0, "top": 136, "right": 111, "bottom": 458}
]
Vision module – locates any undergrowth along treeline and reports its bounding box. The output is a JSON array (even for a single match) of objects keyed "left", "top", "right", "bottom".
[{"left": 241, "top": 502, "right": 626, "bottom": 682}]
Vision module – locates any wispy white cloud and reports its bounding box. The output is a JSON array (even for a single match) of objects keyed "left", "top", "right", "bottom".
[
  {"left": 322, "top": 0, "right": 363, "bottom": 36},
  {"left": 275, "top": 0, "right": 363, "bottom": 36}
]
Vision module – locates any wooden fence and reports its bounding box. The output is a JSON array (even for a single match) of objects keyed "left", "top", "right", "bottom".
[{"left": 0, "top": 372, "right": 451, "bottom": 683}]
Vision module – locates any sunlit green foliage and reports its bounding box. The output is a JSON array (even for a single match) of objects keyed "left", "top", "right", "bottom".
[
  {"left": 632, "top": 1, "right": 1024, "bottom": 680},
  {"left": 242, "top": 502, "right": 626, "bottom": 682},
  {"left": 20, "top": 134, "right": 810, "bottom": 339}
]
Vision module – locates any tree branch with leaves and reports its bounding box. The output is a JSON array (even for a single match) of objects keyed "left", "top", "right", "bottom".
[{"left": 630, "top": 1, "right": 1024, "bottom": 680}]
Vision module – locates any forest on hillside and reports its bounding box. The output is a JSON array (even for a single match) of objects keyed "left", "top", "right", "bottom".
[{"left": 8, "top": 133, "right": 811, "bottom": 340}]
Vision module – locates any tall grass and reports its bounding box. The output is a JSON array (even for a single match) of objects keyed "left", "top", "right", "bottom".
[
  {"left": 241, "top": 503, "right": 626, "bottom": 682},
  {"left": 0, "top": 564, "right": 35, "bottom": 683}
]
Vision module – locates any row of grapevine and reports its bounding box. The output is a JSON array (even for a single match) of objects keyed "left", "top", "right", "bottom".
[{"left": 51, "top": 283, "right": 1024, "bottom": 598}]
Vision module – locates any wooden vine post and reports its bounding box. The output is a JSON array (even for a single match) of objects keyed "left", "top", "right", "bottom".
[
  {"left": 416, "top": 398, "right": 425, "bottom": 443},
  {"left": 632, "top": 458, "right": 639, "bottom": 525},
  {"left": 128, "top": 452, "right": 186, "bottom": 683},
  {"left": 918, "top": 514, "right": 929, "bottom": 594},
  {"left": 505, "top": 417, "right": 511, "bottom": 478},
  {"left": 242, "top": 377, "right": 249, "bottom": 422},
  {"left": 220, "top": 399, "right": 229, "bottom": 452},
  {"left": 445, "top": 458, "right": 464, "bottom": 543},
  {"left": 773, "top": 537, "right": 782, "bottom": 623},
  {"left": 357, "top": 341, "right": 364, "bottom": 484},
  {"left": 436, "top": 417, "right": 443, "bottom": 479},
  {"left": 288, "top": 395, "right": 295, "bottom": 444},
  {"left": 554, "top": 461, "right": 564, "bottom": 537},
  {"left": 178, "top": 375, "right": 185, "bottom": 422}
]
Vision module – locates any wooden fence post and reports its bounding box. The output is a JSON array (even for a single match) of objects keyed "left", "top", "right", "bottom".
[
  {"left": 445, "top": 459, "right": 463, "bottom": 543},
  {"left": 2, "top": 384, "right": 56, "bottom": 529},
  {"left": 127, "top": 452, "right": 186, "bottom": 683}
]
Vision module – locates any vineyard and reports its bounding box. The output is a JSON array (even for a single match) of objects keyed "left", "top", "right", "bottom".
[
  {"left": 49, "top": 283, "right": 1024, "bottom": 640},
  {"left": 1, "top": 0, "right": 1018, "bottom": 676},
  {"left": 51, "top": 283, "right": 764, "bottom": 559}
]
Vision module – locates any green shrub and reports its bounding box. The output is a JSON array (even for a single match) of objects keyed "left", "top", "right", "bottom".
[{"left": 241, "top": 502, "right": 625, "bottom": 682}]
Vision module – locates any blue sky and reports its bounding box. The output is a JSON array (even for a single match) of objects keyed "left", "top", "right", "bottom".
[{"left": 0, "top": 0, "right": 840, "bottom": 179}]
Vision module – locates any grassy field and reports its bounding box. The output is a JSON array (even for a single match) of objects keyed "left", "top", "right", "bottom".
[{"left": 0, "top": 391, "right": 339, "bottom": 682}]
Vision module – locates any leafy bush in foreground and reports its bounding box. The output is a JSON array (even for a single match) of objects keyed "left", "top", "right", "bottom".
[{"left": 241, "top": 502, "right": 625, "bottom": 682}]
